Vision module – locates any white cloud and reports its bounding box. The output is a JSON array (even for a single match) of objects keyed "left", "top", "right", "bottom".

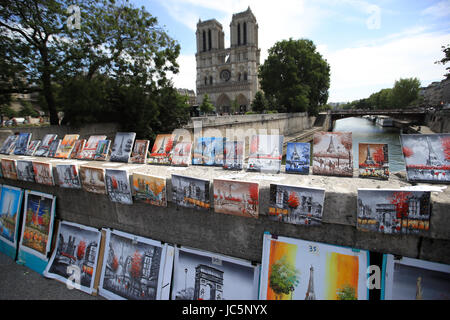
[
  {"left": 170, "top": 54, "right": 197, "bottom": 90},
  {"left": 421, "top": 0, "right": 450, "bottom": 18}
]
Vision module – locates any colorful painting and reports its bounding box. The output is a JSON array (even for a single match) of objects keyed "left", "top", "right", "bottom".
[
  {"left": 384, "top": 256, "right": 450, "bottom": 300},
  {"left": 0, "top": 135, "right": 19, "bottom": 155},
  {"left": 171, "top": 174, "right": 210, "bottom": 209},
  {"left": 171, "top": 142, "right": 192, "bottom": 166},
  {"left": 77, "top": 135, "right": 107, "bottom": 160},
  {"left": 358, "top": 143, "right": 389, "bottom": 180},
  {"left": 223, "top": 141, "right": 244, "bottom": 170},
  {"left": 94, "top": 139, "right": 111, "bottom": 161},
  {"left": 109, "top": 132, "right": 136, "bottom": 163},
  {"left": 70, "top": 139, "right": 86, "bottom": 159},
  {"left": 44, "top": 221, "right": 102, "bottom": 294},
  {"left": 98, "top": 229, "right": 173, "bottom": 300},
  {"left": 1, "top": 159, "right": 17, "bottom": 180},
  {"left": 13, "top": 133, "right": 32, "bottom": 155},
  {"left": 105, "top": 169, "right": 133, "bottom": 205},
  {"left": 400, "top": 134, "right": 449, "bottom": 183},
  {"left": 247, "top": 135, "right": 283, "bottom": 173},
  {"left": 79, "top": 166, "right": 106, "bottom": 194},
  {"left": 268, "top": 184, "right": 325, "bottom": 225},
  {"left": 192, "top": 137, "right": 224, "bottom": 166},
  {"left": 0, "top": 185, "right": 23, "bottom": 255},
  {"left": 213, "top": 179, "right": 259, "bottom": 218},
  {"left": 32, "top": 161, "right": 54, "bottom": 185},
  {"left": 148, "top": 134, "right": 175, "bottom": 165},
  {"left": 34, "top": 134, "right": 58, "bottom": 157},
  {"left": 47, "top": 138, "right": 61, "bottom": 158},
  {"left": 357, "top": 188, "right": 431, "bottom": 235},
  {"left": 130, "top": 140, "right": 150, "bottom": 164},
  {"left": 285, "top": 142, "right": 310, "bottom": 174},
  {"left": 312, "top": 131, "right": 353, "bottom": 177},
  {"left": 25, "top": 140, "right": 41, "bottom": 156},
  {"left": 16, "top": 160, "right": 35, "bottom": 182},
  {"left": 55, "top": 134, "right": 80, "bottom": 159},
  {"left": 55, "top": 164, "right": 81, "bottom": 189},
  {"left": 172, "top": 246, "right": 260, "bottom": 300},
  {"left": 132, "top": 173, "right": 167, "bottom": 207},
  {"left": 259, "top": 233, "right": 368, "bottom": 300}
]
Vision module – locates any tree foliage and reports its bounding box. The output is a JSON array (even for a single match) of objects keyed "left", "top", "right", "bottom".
[
  {"left": 435, "top": 44, "right": 450, "bottom": 79},
  {"left": 199, "top": 94, "right": 215, "bottom": 114},
  {"left": 269, "top": 256, "right": 300, "bottom": 299},
  {"left": 251, "top": 91, "right": 268, "bottom": 113}
]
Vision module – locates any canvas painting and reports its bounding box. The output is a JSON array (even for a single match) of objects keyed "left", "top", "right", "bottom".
[
  {"left": 25, "top": 140, "right": 41, "bottom": 156},
  {"left": 192, "top": 137, "right": 224, "bottom": 166},
  {"left": 109, "top": 132, "right": 136, "bottom": 163},
  {"left": 55, "top": 164, "right": 81, "bottom": 189},
  {"left": 13, "top": 133, "right": 32, "bottom": 155},
  {"left": 223, "top": 141, "right": 244, "bottom": 170},
  {"left": 77, "top": 135, "right": 107, "bottom": 160},
  {"left": 400, "top": 134, "right": 449, "bottom": 183},
  {"left": 132, "top": 173, "right": 167, "bottom": 207},
  {"left": 148, "top": 134, "right": 175, "bottom": 164},
  {"left": 384, "top": 256, "right": 450, "bottom": 300},
  {"left": 55, "top": 134, "right": 80, "bottom": 159},
  {"left": 98, "top": 229, "right": 173, "bottom": 300},
  {"left": 70, "top": 139, "right": 86, "bottom": 159},
  {"left": 247, "top": 135, "right": 283, "bottom": 173},
  {"left": 130, "top": 140, "right": 149, "bottom": 164},
  {"left": 44, "top": 221, "right": 102, "bottom": 294},
  {"left": 171, "top": 174, "right": 210, "bottom": 209},
  {"left": 79, "top": 166, "right": 106, "bottom": 194},
  {"left": 0, "top": 185, "right": 23, "bottom": 259},
  {"left": 32, "top": 161, "right": 54, "bottom": 185},
  {"left": 312, "top": 132, "right": 353, "bottom": 177},
  {"left": 34, "top": 134, "right": 58, "bottom": 157},
  {"left": 94, "top": 139, "right": 110, "bottom": 161},
  {"left": 105, "top": 169, "right": 133, "bottom": 205},
  {"left": 213, "top": 179, "right": 259, "bottom": 218},
  {"left": 268, "top": 184, "right": 325, "bottom": 225},
  {"left": 0, "top": 135, "right": 19, "bottom": 154},
  {"left": 285, "top": 142, "right": 310, "bottom": 174},
  {"left": 259, "top": 233, "right": 369, "bottom": 300},
  {"left": 1, "top": 159, "right": 17, "bottom": 180},
  {"left": 47, "top": 139, "right": 61, "bottom": 158},
  {"left": 172, "top": 246, "right": 260, "bottom": 300},
  {"left": 357, "top": 189, "right": 432, "bottom": 235},
  {"left": 358, "top": 143, "right": 389, "bottom": 180},
  {"left": 171, "top": 142, "right": 192, "bottom": 166},
  {"left": 16, "top": 160, "right": 35, "bottom": 182}
]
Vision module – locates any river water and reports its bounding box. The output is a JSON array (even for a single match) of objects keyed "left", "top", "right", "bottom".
[{"left": 332, "top": 117, "right": 405, "bottom": 173}]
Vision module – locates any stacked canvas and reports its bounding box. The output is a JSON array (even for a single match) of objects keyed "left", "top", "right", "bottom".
[
  {"left": 55, "top": 163, "right": 82, "bottom": 189},
  {"left": 16, "top": 160, "right": 35, "bottom": 182},
  {"left": 55, "top": 134, "right": 80, "bottom": 159},
  {"left": 47, "top": 139, "right": 61, "bottom": 158},
  {"left": 0, "top": 135, "right": 19, "bottom": 155},
  {"left": 77, "top": 135, "right": 107, "bottom": 160},
  {"left": 94, "top": 140, "right": 111, "bottom": 161},
  {"left": 25, "top": 140, "right": 41, "bottom": 156},
  {"left": 109, "top": 132, "right": 136, "bottom": 163},
  {"left": 32, "top": 161, "right": 54, "bottom": 185},
  {"left": 148, "top": 134, "right": 175, "bottom": 165},
  {"left": 223, "top": 141, "right": 244, "bottom": 170},
  {"left": 130, "top": 140, "right": 150, "bottom": 164},
  {"left": 1, "top": 159, "right": 17, "bottom": 180},
  {"left": 34, "top": 134, "right": 58, "bottom": 157},
  {"left": 171, "top": 142, "right": 192, "bottom": 166},
  {"left": 247, "top": 135, "right": 283, "bottom": 173},
  {"left": 13, "top": 133, "right": 32, "bottom": 155},
  {"left": 70, "top": 139, "right": 86, "bottom": 159},
  {"left": 79, "top": 166, "right": 106, "bottom": 194}
]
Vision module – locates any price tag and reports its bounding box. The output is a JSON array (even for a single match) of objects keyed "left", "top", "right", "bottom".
[
  {"left": 211, "top": 256, "right": 222, "bottom": 266},
  {"left": 308, "top": 244, "right": 319, "bottom": 255}
]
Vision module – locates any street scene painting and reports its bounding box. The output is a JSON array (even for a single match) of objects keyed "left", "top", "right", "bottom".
[
  {"left": 130, "top": 140, "right": 150, "bottom": 164},
  {"left": 172, "top": 174, "right": 210, "bottom": 209},
  {"left": 13, "top": 133, "right": 32, "bottom": 155},
  {"left": 400, "top": 134, "right": 449, "bottom": 183},
  {"left": 55, "top": 164, "right": 82, "bottom": 189},
  {"left": 213, "top": 179, "right": 259, "bottom": 218},
  {"left": 357, "top": 189, "right": 431, "bottom": 235},
  {"left": 77, "top": 135, "right": 107, "bottom": 160},
  {"left": 148, "top": 134, "right": 175, "bottom": 165},
  {"left": 70, "top": 139, "right": 86, "bottom": 159},
  {"left": 172, "top": 246, "right": 260, "bottom": 300},
  {"left": 312, "top": 132, "right": 353, "bottom": 177},
  {"left": 55, "top": 134, "right": 80, "bottom": 159},
  {"left": 192, "top": 137, "right": 224, "bottom": 166},
  {"left": 25, "top": 140, "right": 41, "bottom": 156},
  {"left": 79, "top": 166, "right": 106, "bottom": 194},
  {"left": 247, "top": 135, "right": 283, "bottom": 173},
  {"left": 358, "top": 143, "right": 389, "bottom": 180},
  {"left": 32, "top": 161, "right": 54, "bottom": 185},
  {"left": 171, "top": 142, "right": 192, "bottom": 166},
  {"left": 105, "top": 169, "right": 133, "bottom": 205},
  {"left": 0, "top": 135, "right": 18, "bottom": 155},
  {"left": 132, "top": 173, "right": 167, "bottom": 207},
  {"left": 16, "top": 160, "right": 35, "bottom": 182},
  {"left": 110, "top": 132, "right": 136, "bottom": 163},
  {"left": 285, "top": 142, "right": 311, "bottom": 174},
  {"left": 94, "top": 139, "right": 111, "bottom": 161},
  {"left": 259, "top": 233, "right": 368, "bottom": 300},
  {"left": 47, "top": 139, "right": 61, "bottom": 158},
  {"left": 268, "top": 184, "right": 325, "bottom": 225},
  {"left": 223, "top": 141, "right": 244, "bottom": 170},
  {"left": 1, "top": 159, "right": 17, "bottom": 180},
  {"left": 0, "top": 185, "right": 23, "bottom": 249},
  {"left": 34, "top": 134, "right": 58, "bottom": 157},
  {"left": 99, "top": 229, "right": 172, "bottom": 300},
  {"left": 44, "top": 221, "right": 102, "bottom": 294}
]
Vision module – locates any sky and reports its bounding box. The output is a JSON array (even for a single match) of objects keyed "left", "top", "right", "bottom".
[{"left": 131, "top": 0, "right": 450, "bottom": 103}]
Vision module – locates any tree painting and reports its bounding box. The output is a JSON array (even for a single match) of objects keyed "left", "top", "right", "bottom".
[
  {"left": 373, "top": 147, "right": 385, "bottom": 164},
  {"left": 77, "top": 240, "right": 86, "bottom": 261},
  {"left": 389, "top": 191, "right": 411, "bottom": 232},
  {"left": 112, "top": 255, "right": 119, "bottom": 272},
  {"left": 269, "top": 256, "right": 300, "bottom": 300},
  {"left": 336, "top": 284, "right": 357, "bottom": 300},
  {"left": 287, "top": 191, "right": 299, "bottom": 221},
  {"left": 130, "top": 250, "right": 142, "bottom": 280},
  {"left": 402, "top": 146, "right": 414, "bottom": 158},
  {"left": 340, "top": 134, "right": 353, "bottom": 167},
  {"left": 442, "top": 136, "right": 450, "bottom": 161}
]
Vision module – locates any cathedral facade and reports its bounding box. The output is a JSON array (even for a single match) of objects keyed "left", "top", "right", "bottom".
[{"left": 195, "top": 7, "right": 261, "bottom": 114}]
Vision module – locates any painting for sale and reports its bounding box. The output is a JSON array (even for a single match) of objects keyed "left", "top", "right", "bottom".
[
  {"left": 0, "top": 185, "right": 23, "bottom": 259},
  {"left": 25, "top": 140, "right": 41, "bottom": 156},
  {"left": 105, "top": 169, "right": 133, "bottom": 205},
  {"left": 94, "top": 139, "right": 110, "bottom": 161},
  {"left": 32, "top": 161, "right": 54, "bottom": 185},
  {"left": 55, "top": 134, "right": 80, "bottom": 159},
  {"left": 55, "top": 164, "right": 81, "bottom": 189},
  {"left": 259, "top": 233, "right": 368, "bottom": 300},
  {"left": 148, "top": 134, "right": 175, "bottom": 165},
  {"left": 223, "top": 141, "right": 244, "bottom": 170},
  {"left": 44, "top": 221, "right": 102, "bottom": 294},
  {"left": 172, "top": 246, "right": 260, "bottom": 300},
  {"left": 247, "top": 135, "right": 283, "bottom": 173},
  {"left": 34, "top": 134, "right": 58, "bottom": 157},
  {"left": 171, "top": 142, "right": 192, "bottom": 166},
  {"left": 79, "top": 166, "right": 106, "bottom": 194},
  {"left": 16, "top": 160, "right": 35, "bottom": 182},
  {"left": 109, "top": 132, "right": 136, "bottom": 163},
  {"left": 285, "top": 142, "right": 310, "bottom": 174},
  {"left": 213, "top": 179, "right": 259, "bottom": 218},
  {"left": 98, "top": 229, "right": 173, "bottom": 300},
  {"left": 357, "top": 188, "right": 431, "bottom": 235},
  {"left": 130, "top": 140, "right": 149, "bottom": 164},
  {"left": 171, "top": 174, "right": 210, "bottom": 209},
  {"left": 132, "top": 173, "right": 167, "bottom": 207},
  {"left": 192, "top": 137, "right": 224, "bottom": 166},
  {"left": 1, "top": 159, "right": 17, "bottom": 180},
  {"left": 47, "top": 139, "right": 61, "bottom": 158},
  {"left": 312, "top": 132, "right": 353, "bottom": 177},
  {"left": 358, "top": 143, "right": 389, "bottom": 180},
  {"left": 400, "top": 134, "right": 449, "bottom": 183},
  {"left": 13, "top": 133, "right": 32, "bottom": 155},
  {"left": 77, "top": 135, "right": 107, "bottom": 160},
  {"left": 0, "top": 135, "right": 18, "bottom": 155},
  {"left": 70, "top": 139, "right": 86, "bottom": 159},
  {"left": 268, "top": 184, "right": 325, "bottom": 225}
]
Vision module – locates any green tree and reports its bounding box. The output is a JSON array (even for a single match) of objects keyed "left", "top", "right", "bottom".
[
  {"left": 336, "top": 284, "right": 357, "bottom": 300},
  {"left": 391, "top": 77, "right": 420, "bottom": 108},
  {"left": 251, "top": 91, "right": 268, "bottom": 113},
  {"left": 269, "top": 256, "right": 300, "bottom": 300},
  {"left": 258, "top": 38, "right": 330, "bottom": 116},
  {"left": 199, "top": 94, "right": 215, "bottom": 114},
  {"left": 435, "top": 44, "right": 450, "bottom": 79}
]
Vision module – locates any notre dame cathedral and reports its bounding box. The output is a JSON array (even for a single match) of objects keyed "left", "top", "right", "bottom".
[{"left": 195, "top": 7, "right": 261, "bottom": 114}]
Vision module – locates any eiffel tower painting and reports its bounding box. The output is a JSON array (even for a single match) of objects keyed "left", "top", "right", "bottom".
[{"left": 305, "top": 265, "right": 316, "bottom": 300}]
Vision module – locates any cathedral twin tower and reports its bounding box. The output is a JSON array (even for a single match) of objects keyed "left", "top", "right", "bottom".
[{"left": 195, "top": 7, "right": 261, "bottom": 114}]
